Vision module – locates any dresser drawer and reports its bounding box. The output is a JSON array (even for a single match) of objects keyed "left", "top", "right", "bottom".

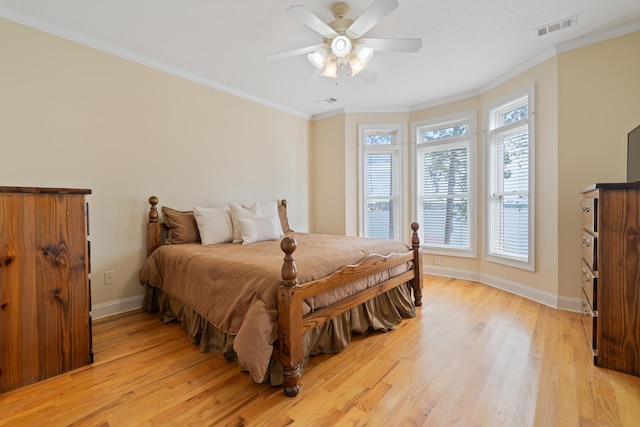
[
  {"left": 580, "top": 289, "right": 597, "bottom": 357},
  {"left": 581, "top": 195, "right": 597, "bottom": 233},
  {"left": 580, "top": 259, "right": 597, "bottom": 310},
  {"left": 580, "top": 230, "right": 597, "bottom": 270}
]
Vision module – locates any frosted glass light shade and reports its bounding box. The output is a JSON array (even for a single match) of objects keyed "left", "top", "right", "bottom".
[
  {"left": 349, "top": 57, "right": 366, "bottom": 76},
  {"left": 331, "top": 36, "right": 352, "bottom": 58},
  {"left": 307, "top": 48, "right": 327, "bottom": 68},
  {"left": 356, "top": 45, "right": 374, "bottom": 64},
  {"left": 322, "top": 61, "right": 338, "bottom": 78}
]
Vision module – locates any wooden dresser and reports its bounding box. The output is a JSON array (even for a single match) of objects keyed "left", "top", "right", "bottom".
[
  {"left": 0, "top": 186, "right": 92, "bottom": 393},
  {"left": 580, "top": 182, "right": 640, "bottom": 377}
]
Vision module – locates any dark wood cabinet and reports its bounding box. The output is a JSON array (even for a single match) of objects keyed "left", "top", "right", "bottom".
[
  {"left": 580, "top": 182, "right": 640, "bottom": 377},
  {"left": 0, "top": 186, "right": 92, "bottom": 392}
]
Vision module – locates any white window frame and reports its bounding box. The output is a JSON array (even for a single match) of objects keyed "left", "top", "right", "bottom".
[
  {"left": 484, "top": 85, "right": 536, "bottom": 271},
  {"left": 358, "top": 124, "right": 405, "bottom": 240},
  {"left": 411, "top": 111, "right": 477, "bottom": 258}
]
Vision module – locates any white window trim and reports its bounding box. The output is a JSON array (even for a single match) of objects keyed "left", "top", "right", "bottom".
[
  {"left": 411, "top": 110, "right": 477, "bottom": 258},
  {"left": 484, "top": 84, "right": 536, "bottom": 271},
  {"left": 358, "top": 123, "right": 406, "bottom": 240}
]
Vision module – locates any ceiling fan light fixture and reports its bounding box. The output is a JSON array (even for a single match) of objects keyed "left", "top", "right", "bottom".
[
  {"left": 307, "top": 48, "right": 327, "bottom": 68},
  {"left": 269, "top": 1, "right": 418, "bottom": 82},
  {"left": 322, "top": 61, "right": 338, "bottom": 78},
  {"left": 356, "top": 45, "right": 374, "bottom": 64},
  {"left": 331, "top": 35, "right": 352, "bottom": 57}
]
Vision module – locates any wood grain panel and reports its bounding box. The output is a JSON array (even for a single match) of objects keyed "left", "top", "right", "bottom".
[
  {"left": 0, "top": 194, "right": 39, "bottom": 392},
  {"left": 33, "top": 194, "right": 91, "bottom": 379},
  {"left": 598, "top": 189, "right": 640, "bottom": 376},
  {"left": 0, "top": 187, "right": 91, "bottom": 392}
]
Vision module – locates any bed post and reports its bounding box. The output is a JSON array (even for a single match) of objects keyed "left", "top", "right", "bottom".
[
  {"left": 410, "top": 222, "right": 423, "bottom": 306},
  {"left": 147, "top": 196, "right": 162, "bottom": 257},
  {"left": 278, "top": 236, "right": 303, "bottom": 397}
]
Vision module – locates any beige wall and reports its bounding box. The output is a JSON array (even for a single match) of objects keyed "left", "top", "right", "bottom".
[
  {"left": 314, "top": 60, "right": 561, "bottom": 297},
  {"left": 0, "top": 19, "right": 311, "bottom": 313},
  {"left": 313, "top": 31, "right": 640, "bottom": 308},
  {"left": 345, "top": 113, "right": 411, "bottom": 237},
  {"left": 478, "top": 58, "right": 559, "bottom": 296},
  {"left": 311, "top": 114, "right": 346, "bottom": 234},
  {"left": 410, "top": 98, "right": 482, "bottom": 274},
  {"left": 3, "top": 15, "right": 638, "bottom": 314},
  {"left": 557, "top": 31, "right": 640, "bottom": 300},
  {"left": 312, "top": 112, "right": 412, "bottom": 238}
]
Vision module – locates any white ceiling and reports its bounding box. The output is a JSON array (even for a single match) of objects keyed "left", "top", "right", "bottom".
[{"left": 2, "top": 0, "right": 640, "bottom": 118}]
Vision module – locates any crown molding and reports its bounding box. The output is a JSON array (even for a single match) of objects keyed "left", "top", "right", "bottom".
[
  {"left": 555, "top": 19, "right": 640, "bottom": 53},
  {"left": 0, "top": 7, "right": 311, "bottom": 121},
  {"left": 311, "top": 108, "right": 347, "bottom": 121},
  {"left": 2, "top": 6, "right": 638, "bottom": 122},
  {"left": 415, "top": 19, "right": 640, "bottom": 111}
]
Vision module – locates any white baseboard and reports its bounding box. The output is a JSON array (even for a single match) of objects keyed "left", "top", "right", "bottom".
[
  {"left": 424, "top": 265, "right": 582, "bottom": 313},
  {"left": 88, "top": 269, "right": 584, "bottom": 320},
  {"left": 556, "top": 295, "right": 582, "bottom": 313},
  {"left": 91, "top": 295, "right": 145, "bottom": 319}
]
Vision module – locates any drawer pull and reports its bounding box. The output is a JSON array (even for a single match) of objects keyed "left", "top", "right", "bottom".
[
  {"left": 582, "top": 238, "right": 591, "bottom": 247},
  {"left": 582, "top": 301, "right": 590, "bottom": 316},
  {"left": 582, "top": 206, "right": 591, "bottom": 212}
]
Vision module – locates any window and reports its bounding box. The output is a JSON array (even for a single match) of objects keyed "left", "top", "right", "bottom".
[
  {"left": 485, "top": 85, "right": 535, "bottom": 270},
  {"left": 413, "top": 112, "right": 476, "bottom": 257},
  {"left": 359, "top": 124, "right": 403, "bottom": 239}
]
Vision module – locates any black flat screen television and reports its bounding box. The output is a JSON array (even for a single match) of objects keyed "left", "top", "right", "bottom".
[{"left": 627, "top": 124, "right": 640, "bottom": 182}]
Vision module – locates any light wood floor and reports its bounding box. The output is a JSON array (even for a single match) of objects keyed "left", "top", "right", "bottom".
[{"left": 2, "top": 276, "right": 640, "bottom": 426}]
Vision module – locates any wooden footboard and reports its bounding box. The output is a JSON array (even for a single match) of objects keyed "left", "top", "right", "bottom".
[
  {"left": 144, "top": 196, "right": 422, "bottom": 398},
  {"left": 278, "top": 223, "right": 422, "bottom": 397}
]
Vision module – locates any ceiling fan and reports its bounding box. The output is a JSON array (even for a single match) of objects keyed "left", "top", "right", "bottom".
[{"left": 267, "top": 0, "right": 422, "bottom": 82}]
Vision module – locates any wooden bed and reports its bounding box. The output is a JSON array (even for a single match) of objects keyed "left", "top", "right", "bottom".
[{"left": 140, "top": 196, "right": 423, "bottom": 397}]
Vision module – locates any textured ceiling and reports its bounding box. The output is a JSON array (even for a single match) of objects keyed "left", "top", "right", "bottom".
[{"left": 1, "top": 0, "right": 640, "bottom": 118}]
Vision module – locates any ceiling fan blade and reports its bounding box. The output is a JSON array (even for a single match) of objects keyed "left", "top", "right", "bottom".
[
  {"left": 359, "top": 66, "right": 378, "bottom": 83},
  {"left": 361, "top": 38, "right": 422, "bottom": 52},
  {"left": 287, "top": 5, "right": 338, "bottom": 38},
  {"left": 346, "top": 0, "right": 399, "bottom": 39},
  {"left": 266, "top": 44, "right": 324, "bottom": 61}
]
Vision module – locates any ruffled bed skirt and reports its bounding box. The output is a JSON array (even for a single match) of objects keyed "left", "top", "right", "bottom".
[{"left": 142, "top": 283, "right": 416, "bottom": 385}]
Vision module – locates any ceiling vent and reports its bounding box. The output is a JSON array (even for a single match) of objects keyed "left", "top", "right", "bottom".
[
  {"left": 536, "top": 15, "right": 577, "bottom": 37},
  {"left": 318, "top": 97, "right": 339, "bottom": 104}
]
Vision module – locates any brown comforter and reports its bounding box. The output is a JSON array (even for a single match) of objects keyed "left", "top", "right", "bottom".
[{"left": 138, "top": 232, "right": 412, "bottom": 383}]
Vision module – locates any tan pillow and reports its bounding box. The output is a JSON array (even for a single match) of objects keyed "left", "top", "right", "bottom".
[
  {"left": 278, "top": 201, "right": 292, "bottom": 233},
  {"left": 161, "top": 206, "right": 200, "bottom": 244}
]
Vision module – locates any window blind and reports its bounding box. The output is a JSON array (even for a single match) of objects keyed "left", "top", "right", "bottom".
[
  {"left": 365, "top": 152, "right": 396, "bottom": 239},
  {"left": 488, "top": 121, "right": 529, "bottom": 260},
  {"left": 417, "top": 142, "right": 470, "bottom": 248}
]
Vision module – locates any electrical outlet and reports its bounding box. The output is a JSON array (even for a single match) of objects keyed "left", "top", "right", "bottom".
[
  {"left": 104, "top": 270, "right": 115, "bottom": 285},
  {"left": 434, "top": 256, "right": 441, "bottom": 265}
]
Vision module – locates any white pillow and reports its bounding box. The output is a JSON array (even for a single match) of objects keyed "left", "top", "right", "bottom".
[
  {"left": 242, "top": 201, "right": 284, "bottom": 237},
  {"left": 229, "top": 202, "right": 261, "bottom": 243},
  {"left": 193, "top": 206, "right": 233, "bottom": 245},
  {"left": 237, "top": 216, "right": 281, "bottom": 244}
]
